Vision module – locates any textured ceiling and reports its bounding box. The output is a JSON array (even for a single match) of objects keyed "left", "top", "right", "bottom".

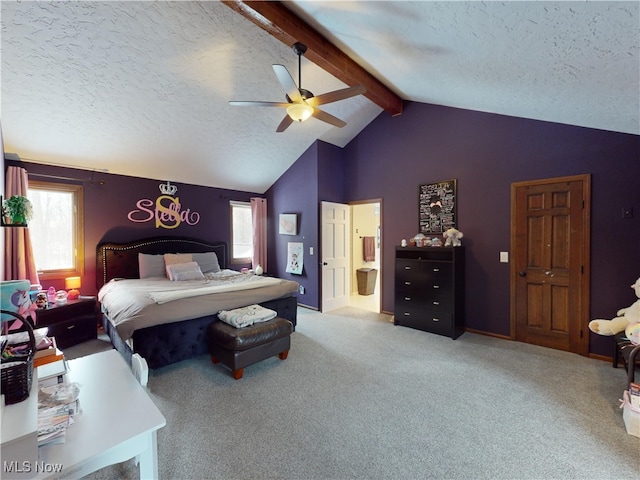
[{"left": 2, "top": 1, "right": 638, "bottom": 193}]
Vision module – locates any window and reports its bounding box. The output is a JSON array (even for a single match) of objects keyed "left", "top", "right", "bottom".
[
  {"left": 27, "top": 180, "right": 84, "bottom": 280},
  {"left": 230, "top": 201, "right": 252, "bottom": 264}
]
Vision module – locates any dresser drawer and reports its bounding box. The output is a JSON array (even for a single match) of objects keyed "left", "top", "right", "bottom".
[
  {"left": 395, "top": 306, "right": 453, "bottom": 335},
  {"left": 46, "top": 314, "right": 97, "bottom": 349},
  {"left": 396, "top": 262, "right": 452, "bottom": 286},
  {"left": 36, "top": 298, "right": 98, "bottom": 349}
]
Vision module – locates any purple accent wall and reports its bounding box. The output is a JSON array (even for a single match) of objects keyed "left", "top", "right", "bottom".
[
  {"left": 8, "top": 160, "right": 253, "bottom": 294},
  {"left": 267, "top": 143, "right": 321, "bottom": 308},
  {"left": 342, "top": 102, "right": 640, "bottom": 356},
  {"left": 266, "top": 141, "right": 346, "bottom": 309},
  {"left": 317, "top": 141, "right": 346, "bottom": 203}
]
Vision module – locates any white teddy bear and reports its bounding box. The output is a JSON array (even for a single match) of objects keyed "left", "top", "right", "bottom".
[
  {"left": 443, "top": 228, "right": 463, "bottom": 247},
  {"left": 589, "top": 277, "right": 640, "bottom": 337}
]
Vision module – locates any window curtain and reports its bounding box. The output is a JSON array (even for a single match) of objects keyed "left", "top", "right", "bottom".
[
  {"left": 4, "top": 166, "right": 40, "bottom": 285},
  {"left": 250, "top": 197, "right": 267, "bottom": 272}
]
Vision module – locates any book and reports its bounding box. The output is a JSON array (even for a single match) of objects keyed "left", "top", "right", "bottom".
[
  {"left": 34, "top": 336, "right": 59, "bottom": 359},
  {"left": 39, "top": 367, "right": 67, "bottom": 388},
  {"left": 34, "top": 347, "right": 64, "bottom": 368},
  {"left": 37, "top": 358, "right": 69, "bottom": 384}
]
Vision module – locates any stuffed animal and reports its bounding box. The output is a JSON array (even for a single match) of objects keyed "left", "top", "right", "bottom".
[
  {"left": 443, "top": 228, "right": 463, "bottom": 247},
  {"left": 626, "top": 322, "right": 640, "bottom": 345},
  {"left": 589, "top": 277, "right": 640, "bottom": 342}
]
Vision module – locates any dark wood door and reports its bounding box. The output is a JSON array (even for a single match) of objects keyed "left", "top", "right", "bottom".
[{"left": 511, "top": 175, "right": 590, "bottom": 355}]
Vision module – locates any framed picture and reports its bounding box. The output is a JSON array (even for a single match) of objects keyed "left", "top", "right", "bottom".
[
  {"left": 419, "top": 179, "right": 457, "bottom": 234},
  {"left": 285, "top": 242, "right": 304, "bottom": 275},
  {"left": 279, "top": 214, "right": 297, "bottom": 235}
]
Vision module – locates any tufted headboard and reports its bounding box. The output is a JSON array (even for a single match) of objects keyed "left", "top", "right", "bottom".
[{"left": 96, "top": 236, "right": 227, "bottom": 290}]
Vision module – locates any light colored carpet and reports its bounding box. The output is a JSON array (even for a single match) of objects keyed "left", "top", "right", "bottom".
[{"left": 65, "top": 307, "right": 639, "bottom": 479}]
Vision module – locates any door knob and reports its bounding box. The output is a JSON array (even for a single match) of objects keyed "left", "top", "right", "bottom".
[
  {"left": 322, "top": 262, "right": 328, "bottom": 266},
  {"left": 519, "top": 271, "right": 527, "bottom": 277}
]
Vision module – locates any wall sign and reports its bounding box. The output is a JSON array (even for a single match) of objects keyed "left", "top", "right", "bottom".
[
  {"left": 419, "top": 179, "right": 457, "bottom": 234},
  {"left": 127, "top": 181, "right": 201, "bottom": 228}
]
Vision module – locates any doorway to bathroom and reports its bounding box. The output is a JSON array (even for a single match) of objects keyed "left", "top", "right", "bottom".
[{"left": 350, "top": 200, "right": 381, "bottom": 313}]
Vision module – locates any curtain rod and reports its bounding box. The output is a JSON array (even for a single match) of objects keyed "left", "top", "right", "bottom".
[
  {"left": 28, "top": 172, "right": 91, "bottom": 183},
  {"left": 9, "top": 156, "right": 109, "bottom": 174}
]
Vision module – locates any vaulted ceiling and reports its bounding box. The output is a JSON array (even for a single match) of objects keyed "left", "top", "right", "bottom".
[{"left": 2, "top": 1, "right": 638, "bottom": 193}]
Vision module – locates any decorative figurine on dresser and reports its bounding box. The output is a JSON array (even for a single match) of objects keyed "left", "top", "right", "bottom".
[{"left": 394, "top": 243, "right": 465, "bottom": 339}]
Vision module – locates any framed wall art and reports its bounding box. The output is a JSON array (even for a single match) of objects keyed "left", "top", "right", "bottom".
[
  {"left": 419, "top": 179, "right": 457, "bottom": 234},
  {"left": 279, "top": 214, "right": 297, "bottom": 235}
]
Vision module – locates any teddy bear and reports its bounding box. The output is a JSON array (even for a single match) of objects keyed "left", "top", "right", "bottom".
[
  {"left": 443, "top": 228, "right": 463, "bottom": 247},
  {"left": 589, "top": 277, "right": 640, "bottom": 344}
]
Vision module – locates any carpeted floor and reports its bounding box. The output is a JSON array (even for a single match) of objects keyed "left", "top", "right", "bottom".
[{"left": 67, "top": 306, "right": 639, "bottom": 479}]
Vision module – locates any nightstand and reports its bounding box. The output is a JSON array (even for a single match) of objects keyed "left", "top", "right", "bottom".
[{"left": 34, "top": 297, "right": 98, "bottom": 349}]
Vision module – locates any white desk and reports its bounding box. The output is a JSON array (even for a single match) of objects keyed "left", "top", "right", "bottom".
[
  {"left": 34, "top": 350, "right": 166, "bottom": 479},
  {"left": 1, "top": 370, "right": 39, "bottom": 480}
]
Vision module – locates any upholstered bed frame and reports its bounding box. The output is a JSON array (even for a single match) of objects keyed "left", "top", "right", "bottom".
[{"left": 96, "top": 236, "right": 297, "bottom": 369}]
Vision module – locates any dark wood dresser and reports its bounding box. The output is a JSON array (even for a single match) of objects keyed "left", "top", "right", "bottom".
[{"left": 394, "top": 246, "right": 465, "bottom": 339}]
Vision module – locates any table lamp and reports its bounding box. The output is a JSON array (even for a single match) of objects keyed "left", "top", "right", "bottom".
[{"left": 65, "top": 276, "right": 81, "bottom": 300}]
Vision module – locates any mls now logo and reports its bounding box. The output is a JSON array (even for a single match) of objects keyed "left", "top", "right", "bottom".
[{"left": 3, "top": 461, "right": 64, "bottom": 474}]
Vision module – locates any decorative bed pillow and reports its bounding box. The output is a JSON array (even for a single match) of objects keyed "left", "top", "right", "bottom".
[
  {"left": 166, "top": 262, "right": 205, "bottom": 281},
  {"left": 138, "top": 253, "right": 166, "bottom": 278},
  {"left": 164, "top": 253, "right": 193, "bottom": 267},
  {"left": 191, "top": 252, "right": 221, "bottom": 274}
]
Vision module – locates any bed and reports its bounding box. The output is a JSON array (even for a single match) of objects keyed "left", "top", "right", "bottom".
[{"left": 96, "top": 236, "right": 298, "bottom": 369}]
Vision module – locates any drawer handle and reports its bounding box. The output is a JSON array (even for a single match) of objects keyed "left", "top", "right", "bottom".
[
  {"left": 433, "top": 268, "right": 440, "bottom": 272},
  {"left": 404, "top": 281, "right": 411, "bottom": 285},
  {"left": 433, "top": 301, "right": 440, "bottom": 305},
  {"left": 66, "top": 325, "right": 75, "bottom": 330},
  {"left": 404, "top": 297, "right": 411, "bottom": 301},
  {"left": 432, "top": 318, "right": 440, "bottom": 322},
  {"left": 403, "top": 312, "right": 411, "bottom": 316},
  {"left": 433, "top": 285, "right": 440, "bottom": 289},
  {"left": 404, "top": 266, "right": 411, "bottom": 270}
]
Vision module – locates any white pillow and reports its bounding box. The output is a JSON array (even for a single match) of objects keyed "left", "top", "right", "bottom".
[
  {"left": 191, "top": 252, "right": 221, "bottom": 274},
  {"left": 138, "top": 253, "right": 165, "bottom": 278},
  {"left": 164, "top": 253, "right": 193, "bottom": 267},
  {"left": 166, "top": 262, "right": 204, "bottom": 281}
]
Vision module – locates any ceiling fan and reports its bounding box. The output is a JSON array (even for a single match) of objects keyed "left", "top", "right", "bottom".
[{"left": 229, "top": 42, "right": 366, "bottom": 132}]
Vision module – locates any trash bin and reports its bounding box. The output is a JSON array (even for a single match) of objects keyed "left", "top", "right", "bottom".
[{"left": 356, "top": 268, "right": 377, "bottom": 295}]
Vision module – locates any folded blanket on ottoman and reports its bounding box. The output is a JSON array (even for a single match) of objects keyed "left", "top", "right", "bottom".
[{"left": 218, "top": 304, "right": 277, "bottom": 328}]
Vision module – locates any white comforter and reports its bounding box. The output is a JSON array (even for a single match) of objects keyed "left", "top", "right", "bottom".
[
  {"left": 98, "top": 270, "right": 298, "bottom": 341},
  {"left": 147, "top": 270, "right": 281, "bottom": 304}
]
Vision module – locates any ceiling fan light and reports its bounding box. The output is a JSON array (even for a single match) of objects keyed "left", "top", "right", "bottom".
[{"left": 287, "top": 103, "right": 313, "bottom": 122}]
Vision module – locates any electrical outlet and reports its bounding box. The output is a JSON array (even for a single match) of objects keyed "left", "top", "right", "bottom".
[
  {"left": 299, "top": 285, "right": 305, "bottom": 294},
  {"left": 500, "top": 251, "right": 509, "bottom": 263}
]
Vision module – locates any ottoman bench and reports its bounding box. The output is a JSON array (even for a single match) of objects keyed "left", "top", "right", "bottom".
[{"left": 207, "top": 317, "right": 293, "bottom": 379}]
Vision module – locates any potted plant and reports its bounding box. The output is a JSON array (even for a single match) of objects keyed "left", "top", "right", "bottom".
[{"left": 2, "top": 195, "right": 33, "bottom": 225}]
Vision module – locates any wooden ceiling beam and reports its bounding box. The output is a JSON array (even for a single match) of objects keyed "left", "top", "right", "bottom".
[{"left": 222, "top": 0, "right": 403, "bottom": 117}]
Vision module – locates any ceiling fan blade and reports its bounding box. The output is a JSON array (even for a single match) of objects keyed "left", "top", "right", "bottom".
[
  {"left": 306, "top": 85, "right": 367, "bottom": 107},
  {"left": 276, "top": 115, "right": 294, "bottom": 133},
  {"left": 311, "top": 108, "right": 347, "bottom": 128},
  {"left": 229, "top": 101, "right": 290, "bottom": 108},
  {"left": 273, "top": 64, "right": 304, "bottom": 103}
]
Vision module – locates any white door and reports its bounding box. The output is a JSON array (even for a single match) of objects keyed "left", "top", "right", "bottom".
[{"left": 321, "top": 201, "right": 351, "bottom": 312}]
